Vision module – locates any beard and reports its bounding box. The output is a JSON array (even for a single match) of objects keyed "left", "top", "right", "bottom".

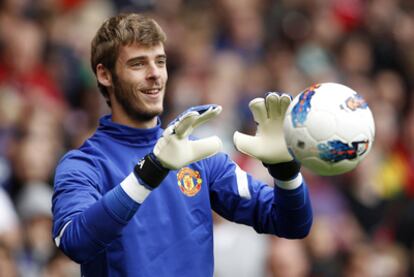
[{"left": 112, "top": 73, "right": 164, "bottom": 122}]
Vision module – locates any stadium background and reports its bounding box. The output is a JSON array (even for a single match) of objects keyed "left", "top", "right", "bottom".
[{"left": 0, "top": 0, "right": 414, "bottom": 276}]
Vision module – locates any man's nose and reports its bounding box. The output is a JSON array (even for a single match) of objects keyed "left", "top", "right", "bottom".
[{"left": 146, "top": 63, "right": 161, "bottom": 80}]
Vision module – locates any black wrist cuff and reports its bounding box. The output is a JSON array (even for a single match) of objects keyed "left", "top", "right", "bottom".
[
  {"left": 134, "top": 153, "right": 169, "bottom": 189},
  {"left": 264, "top": 160, "right": 301, "bottom": 181}
]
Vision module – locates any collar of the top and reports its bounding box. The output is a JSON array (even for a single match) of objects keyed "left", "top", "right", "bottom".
[{"left": 97, "top": 114, "right": 163, "bottom": 145}]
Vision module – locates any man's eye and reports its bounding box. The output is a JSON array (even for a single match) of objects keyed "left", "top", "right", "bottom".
[
  {"left": 157, "top": 60, "right": 166, "bottom": 66},
  {"left": 132, "top": 62, "right": 144, "bottom": 67}
]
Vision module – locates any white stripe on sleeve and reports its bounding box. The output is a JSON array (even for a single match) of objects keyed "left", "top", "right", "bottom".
[
  {"left": 120, "top": 172, "right": 152, "bottom": 204},
  {"left": 274, "top": 173, "right": 303, "bottom": 190},
  {"left": 54, "top": 220, "right": 71, "bottom": 247},
  {"left": 235, "top": 165, "right": 251, "bottom": 199}
]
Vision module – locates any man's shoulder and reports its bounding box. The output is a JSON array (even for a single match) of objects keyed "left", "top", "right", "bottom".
[
  {"left": 57, "top": 148, "right": 96, "bottom": 172},
  {"left": 62, "top": 130, "right": 111, "bottom": 160},
  {"left": 54, "top": 144, "right": 103, "bottom": 185},
  {"left": 57, "top": 135, "right": 104, "bottom": 171}
]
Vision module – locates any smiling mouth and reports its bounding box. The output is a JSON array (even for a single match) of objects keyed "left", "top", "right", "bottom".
[{"left": 140, "top": 88, "right": 162, "bottom": 95}]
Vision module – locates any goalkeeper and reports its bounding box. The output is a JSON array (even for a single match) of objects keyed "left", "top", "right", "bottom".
[{"left": 52, "top": 13, "right": 312, "bottom": 277}]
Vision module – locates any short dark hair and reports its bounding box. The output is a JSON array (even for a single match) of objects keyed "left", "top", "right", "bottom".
[{"left": 90, "top": 13, "right": 166, "bottom": 105}]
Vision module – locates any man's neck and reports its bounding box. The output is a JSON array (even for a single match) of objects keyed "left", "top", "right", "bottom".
[{"left": 111, "top": 110, "right": 157, "bottom": 129}]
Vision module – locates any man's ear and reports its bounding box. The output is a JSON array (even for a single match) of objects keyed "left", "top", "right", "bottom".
[{"left": 96, "top": 64, "right": 113, "bottom": 88}]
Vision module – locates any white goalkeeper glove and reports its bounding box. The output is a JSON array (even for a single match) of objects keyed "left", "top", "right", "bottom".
[
  {"left": 154, "top": 104, "right": 223, "bottom": 169},
  {"left": 134, "top": 105, "right": 223, "bottom": 188},
  {"left": 234, "top": 92, "right": 293, "bottom": 164},
  {"left": 234, "top": 93, "right": 301, "bottom": 183}
]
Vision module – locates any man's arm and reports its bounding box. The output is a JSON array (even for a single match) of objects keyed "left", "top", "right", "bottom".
[
  {"left": 210, "top": 93, "right": 312, "bottom": 238},
  {"left": 52, "top": 153, "right": 144, "bottom": 263},
  {"left": 208, "top": 153, "right": 312, "bottom": 238}
]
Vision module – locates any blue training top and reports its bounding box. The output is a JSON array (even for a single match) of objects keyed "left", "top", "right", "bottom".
[{"left": 52, "top": 115, "right": 312, "bottom": 277}]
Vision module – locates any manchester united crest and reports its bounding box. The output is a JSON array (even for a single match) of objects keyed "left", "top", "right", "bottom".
[{"left": 177, "top": 167, "right": 202, "bottom": 197}]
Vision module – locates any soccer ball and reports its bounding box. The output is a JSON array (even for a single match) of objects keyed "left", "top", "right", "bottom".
[{"left": 283, "top": 83, "right": 375, "bottom": 176}]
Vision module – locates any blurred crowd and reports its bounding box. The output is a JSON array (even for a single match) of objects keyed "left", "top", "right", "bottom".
[{"left": 1, "top": 0, "right": 414, "bottom": 276}]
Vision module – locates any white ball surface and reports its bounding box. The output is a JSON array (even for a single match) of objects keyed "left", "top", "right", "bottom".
[{"left": 283, "top": 83, "right": 375, "bottom": 176}]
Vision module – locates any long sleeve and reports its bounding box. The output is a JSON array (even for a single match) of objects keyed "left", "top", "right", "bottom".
[
  {"left": 208, "top": 153, "right": 313, "bottom": 238},
  {"left": 52, "top": 152, "right": 143, "bottom": 263}
]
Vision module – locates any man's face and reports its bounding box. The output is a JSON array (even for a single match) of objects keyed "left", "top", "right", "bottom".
[{"left": 111, "top": 42, "right": 167, "bottom": 122}]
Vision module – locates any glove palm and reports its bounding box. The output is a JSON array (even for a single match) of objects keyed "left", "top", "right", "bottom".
[
  {"left": 233, "top": 93, "right": 293, "bottom": 164},
  {"left": 154, "top": 105, "right": 223, "bottom": 169}
]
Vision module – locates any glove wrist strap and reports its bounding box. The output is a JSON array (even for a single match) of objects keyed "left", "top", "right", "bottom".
[
  {"left": 134, "top": 153, "right": 169, "bottom": 189},
  {"left": 264, "top": 160, "right": 301, "bottom": 181}
]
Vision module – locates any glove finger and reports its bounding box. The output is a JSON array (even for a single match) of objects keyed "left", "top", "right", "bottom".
[
  {"left": 162, "top": 125, "right": 175, "bottom": 137},
  {"left": 184, "top": 104, "right": 219, "bottom": 116},
  {"left": 233, "top": 131, "right": 260, "bottom": 157},
  {"left": 192, "top": 105, "right": 222, "bottom": 129},
  {"left": 265, "top": 92, "right": 281, "bottom": 120},
  {"left": 174, "top": 111, "right": 198, "bottom": 138},
  {"left": 249, "top": 98, "right": 267, "bottom": 124},
  {"left": 279, "top": 93, "right": 292, "bottom": 116},
  {"left": 192, "top": 104, "right": 220, "bottom": 114},
  {"left": 188, "top": 136, "right": 223, "bottom": 163}
]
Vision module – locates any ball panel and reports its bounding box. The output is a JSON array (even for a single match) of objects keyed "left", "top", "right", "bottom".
[
  {"left": 302, "top": 156, "right": 358, "bottom": 176},
  {"left": 305, "top": 109, "right": 336, "bottom": 141},
  {"left": 284, "top": 125, "right": 318, "bottom": 161}
]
